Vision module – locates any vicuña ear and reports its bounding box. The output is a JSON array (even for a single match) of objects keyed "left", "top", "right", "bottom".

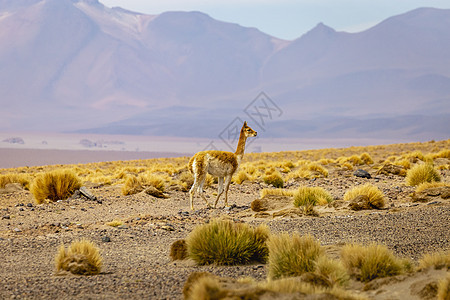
[{"left": 243, "top": 121, "right": 247, "bottom": 126}]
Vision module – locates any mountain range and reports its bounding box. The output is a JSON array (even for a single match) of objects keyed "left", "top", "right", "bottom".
[{"left": 0, "top": 0, "right": 449, "bottom": 141}]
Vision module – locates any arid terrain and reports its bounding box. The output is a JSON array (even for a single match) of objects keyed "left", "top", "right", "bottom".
[{"left": 0, "top": 140, "right": 449, "bottom": 299}]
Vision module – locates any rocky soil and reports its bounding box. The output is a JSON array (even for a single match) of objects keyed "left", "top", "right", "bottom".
[{"left": 0, "top": 154, "right": 449, "bottom": 299}]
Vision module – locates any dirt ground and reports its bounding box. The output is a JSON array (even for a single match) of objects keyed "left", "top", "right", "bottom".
[{"left": 0, "top": 145, "right": 449, "bottom": 299}]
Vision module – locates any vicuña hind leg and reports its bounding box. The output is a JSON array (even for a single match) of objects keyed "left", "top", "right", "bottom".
[
  {"left": 214, "top": 177, "right": 224, "bottom": 208},
  {"left": 198, "top": 176, "right": 210, "bottom": 208}
]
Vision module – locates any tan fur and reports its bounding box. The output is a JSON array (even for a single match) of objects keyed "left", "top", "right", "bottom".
[{"left": 189, "top": 122, "right": 257, "bottom": 210}]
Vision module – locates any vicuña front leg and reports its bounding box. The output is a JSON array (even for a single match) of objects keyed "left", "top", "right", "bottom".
[{"left": 214, "top": 177, "right": 224, "bottom": 208}]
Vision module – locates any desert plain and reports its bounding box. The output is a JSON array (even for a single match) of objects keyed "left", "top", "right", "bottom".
[{"left": 0, "top": 139, "right": 449, "bottom": 299}]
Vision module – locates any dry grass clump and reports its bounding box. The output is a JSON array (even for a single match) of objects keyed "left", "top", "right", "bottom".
[
  {"left": 432, "top": 149, "right": 450, "bottom": 159},
  {"left": 263, "top": 171, "right": 284, "bottom": 188},
  {"left": 31, "top": 169, "right": 82, "bottom": 204},
  {"left": 260, "top": 188, "right": 294, "bottom": 198},
  {"left": 314, "top": 255, "right": 350, "bottom": 287},
  {"left": 55, "top": 240, "right": 102, "bottom": 275},
  {"left": 438, "top": 273, "right": 450, "bottom": 300},
  {"left": 343, "top": 183, "right": 385, "bottom": 209},
  {"left": 285, "top": 163, "right": 329, "bottom": 180},
  {"left": 406, "top": 163, "right": 441, "bottom": 186},
  {"left": 170, "top": 239, "right": 188, "bottom": 261},
  {"left": 121, "top": 173, "right": 166, "bottom": 195},
  {"left": 415, "top": 181, "right": 449, "bottom": 193},
  {"left": 340, "top": 243, "right": 411, "bottom": 282},
  {"left": 186, "top": 275, "right": 360, "bottom": 300},
  {"left": 360, "top": 152, "right": 374, "bottom": 165},
  {"left": 106, "top": 220, "right": 123, "bottom": 227},
  {"left": 267, "top": 233, "right": 324, "bottom": 279},
  {"left": 417, "top": 250, "right": 450, "bottom": 271},
  {"left": 404, "top": 150, "right": 426, "bottom": 163},
  {"left": 233, "top": 170, "right": 250, "bottom": 184},
  {"left": 0, "top": 173, "right": 31, "bottom": 189},
  {"left": 186, "top": 219, "right": 269, "bottom": 265},
  {"left": 293, "top": 186, "right": 333, "bottom": 207}
]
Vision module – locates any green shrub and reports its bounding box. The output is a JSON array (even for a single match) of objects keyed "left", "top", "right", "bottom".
[
  {"left": 293, "top": 186, "right": 333, "bottom": 207},
  {"left": 267, "top": 233, "right": 323, "bottom": 279},
  {"left": 31, "top": 169, "right": 82, "bottom": 204},
  {"left": 186, "top": 219, "right": 269, "bottom": 265},
  {"left": 340, "top": 243, "right": 410, "bottom": 282},
  {"left": 406, "top": 163, "right": 441, "bottom": 186}
]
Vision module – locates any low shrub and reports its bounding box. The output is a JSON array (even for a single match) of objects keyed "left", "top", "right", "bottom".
[
  {"left": 315, "top": 256, "right": 350, "bottom": 287},
  {"left": 260, "top": 188, "right": 294, "bottom": 198},
  {"left": 360, "top": 152, "right": 374, "bottom": 165},
  {"left": 170, "top": 239, "right": 188, "bottom": 261},
  {"left": 406, "top": 163, "right": 441, "bottom": 186},
  {"left": 343, "top": 183, "right": 385, "bottom": 209},
  {"left": 417, "top": 250, "right": 450, "bottom": 271},
  {"left": 186, "top": 219, "right": 269, "bottom": 265},
  {"left": 438, "top": 274, "right": 450, "bottom": 300},
  {"left": 55, "top": 240, "right": 102, "bottom": 275},
  {"left": 293, "top": 186, "right": 333, "bottom": 207},
  {"left": 263, "top": 172, "right": 284, "bottom": 188},
  {"left": 31, "top": 169, "right": 82, "bottom": 204},
  {"left": 340, "top": 243, "right": 410, "bottom": 282},
  {"left": 122, "top": 173, "right": 166, "bottom": 195},
  {"left": 0, "top": 173, "right": 31, "bottom": 189},
  {"left": 267, "top": 233, "right": 323, "bottom": 279}
]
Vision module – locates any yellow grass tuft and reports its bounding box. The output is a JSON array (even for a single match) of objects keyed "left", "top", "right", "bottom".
[
  {"left": 0, "top": 173, "right": 31, "bottom": 189},
  {"left": 186, "top": 219, "right": 269, "bottom": 265},
  {"left": 55, "top": 240, "right": 102, "bottom": 275},
  {"left": 263, "top": 171, "right": 284, "bottom": 188},
  {"left": 121, "top": 173, "right": 166, "bottom": 195},
  {"left": 260, "top": 188, "right": 294, "bottom": 198},
  {"left": 293, "top": 186, "right": 333, "bottom": 207},
  {"left": 417, "top": 250, "right": 450, "bottom": 271},
  {"left": 406, "top": 163, "right": 441, "bottom": 186},
  {"left": 438, "top": 273, "right": 450, "bottom": 300},
  {"left": 267, "top": 233, "right": 324, "bottom": 280},
  {"left": 170, "top": 239, "right": 188, "bottom": 261},
  {"left": 340, "top": 243, "right": 410, "bottom": 282},
  {"left": 106, "top": 220, "right": 123, "bottom": 227},
  {"left": 31, "top": 169, "right": 82, "bottom": 204},
  {"left": 415, "top": 181, "right": 449, "bottom": 193},
  {"left": 360, "top": 153, "right": 374, "bottom": 165},
  {"left": 343, "top": 183, "right": 385, "bottom": 209}
]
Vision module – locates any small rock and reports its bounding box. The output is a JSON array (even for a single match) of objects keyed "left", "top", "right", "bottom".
[
  {"left": 101, "top": 236, "right": 111, "bottom": 243},
  {"left": 354, "top": 169, "right": 371, "bottom": 179},
  {"left": 2, "top": 215, "right": 10, "bottom": 220},
  {"left": 27, "top": 203, "right": 33, "bottom": 207},
  {"left": 13, "top": 228, "right": 21, "bottom": 232}
]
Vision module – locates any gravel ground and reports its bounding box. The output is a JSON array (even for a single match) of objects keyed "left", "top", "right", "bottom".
[{"left": 0, "top": 163, "right": 449, "bottom": 299}]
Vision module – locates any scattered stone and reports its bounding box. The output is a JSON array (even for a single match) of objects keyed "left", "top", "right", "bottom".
[
  {"left": 354, "top": 169, "right": 371, "bottom": 179},
  {"left": 13, "top": 228, "right": 21, "bottom": 232},
  {"left": 79, "top": 186, "right": 97, "bottom": 201},
  {"left": 2, "top": 215, "right": 10, "bottom": 220},
  {"left": 27, "top": 203, "right": 33, "bottom": 207},
  {"left": 101, "top": 236, "right": 111, "bottom": 243}
]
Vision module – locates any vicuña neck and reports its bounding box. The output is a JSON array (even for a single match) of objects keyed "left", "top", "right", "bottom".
[{"left": 235, "top": 129, "right": 247, "bottom": 157}]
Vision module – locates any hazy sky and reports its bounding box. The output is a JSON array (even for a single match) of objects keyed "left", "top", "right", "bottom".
[{"left": 99, "top": 0, "right": 450, "bottom": 40}]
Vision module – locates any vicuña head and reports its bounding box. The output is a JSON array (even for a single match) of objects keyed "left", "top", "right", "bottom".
[{"left": 188, "top": 121, "right": 257, "bottom": 210}]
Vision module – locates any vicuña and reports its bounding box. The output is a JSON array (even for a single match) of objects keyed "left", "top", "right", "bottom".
[{"left": 188, "top": 121, "right": 257, "bottom": 210}]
